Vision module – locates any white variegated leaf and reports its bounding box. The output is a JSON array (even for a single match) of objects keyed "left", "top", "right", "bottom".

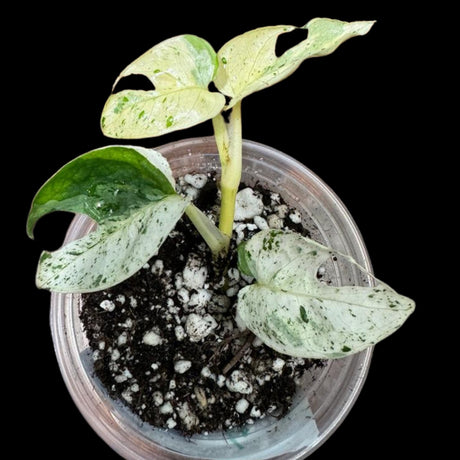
[
  {"left": 101, "top": 35, "right": 225, "bottom": 138},
  {"left": 237, "top": 230, "right": 415, "bottom": 359},
  {"left": 214, "top": 18, "right": 375, "bottom": 108},
  {"left": 36, "top": 195, "right": 188, "bottom": 293}
]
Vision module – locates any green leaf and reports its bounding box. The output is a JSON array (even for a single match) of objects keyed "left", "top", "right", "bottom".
[
  {"left": 27, "top": 145, "right": 176, "bottom": 238},
  {"left": 214, "top": 18, "right": 375, "bottom": 108},
  {"left": 27, "top": 145, "right": 189, "bottom": 292},
  {"left": 237, "top": 230, "right": 415, "bottom": 359},
  {"left": 101, "top": 35, "right": 226, "bottom": 138}
]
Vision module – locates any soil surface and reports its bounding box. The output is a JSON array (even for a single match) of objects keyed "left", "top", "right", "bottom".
[{"left": 80, "top": 173, "right": 323, "bottom": 435}]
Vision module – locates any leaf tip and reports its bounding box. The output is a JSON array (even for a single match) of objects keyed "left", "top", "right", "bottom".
[
  {"left": 26, "top": 222, "right": 35, "bottom": 240},
  {"left": 356, "top": 20, "right": 376, "bottom": 36},
  {"left": 35, "top": 251, "right": 52, "bottom": 290},
  {"left": 26, "top": 209, "right": 38, "bottom": 240}
]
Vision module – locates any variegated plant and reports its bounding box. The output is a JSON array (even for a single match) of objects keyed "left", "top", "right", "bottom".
[
  {"left": 28, "top": 18, "right": 415, "bottom": 359},
  {"left": 100, "top": 18, "right": 375, "bottom": 239}
]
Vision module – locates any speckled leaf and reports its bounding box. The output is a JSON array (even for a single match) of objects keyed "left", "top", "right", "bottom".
[
  {"left": 237, "top": 230, "right": 415, "bottom": 359},
  {"left": 214, "top": 18, "right": 374, "bottom": 108},
  {"left": 101, "top": 35, "right": 226, "bottom": 138},
  {"left": 27, "top": 145, "right": 189, "bottom": 292},
  {"left": 36, "top": 195, "right": 188, "bottom": 293}
]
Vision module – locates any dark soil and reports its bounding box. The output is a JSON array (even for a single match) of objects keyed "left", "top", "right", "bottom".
[{"left": 80, "top": 173, "right": 323, "bottom": 435}]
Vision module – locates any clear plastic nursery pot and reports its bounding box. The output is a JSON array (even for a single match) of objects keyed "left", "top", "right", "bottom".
[{"left": 50, "top": 136, "right": 374, "bottom": 460}]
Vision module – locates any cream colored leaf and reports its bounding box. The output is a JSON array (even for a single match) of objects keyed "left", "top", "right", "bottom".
[
  {"left": 214, "top": 18, "right": 374, "bottom": 108},
  {"left": 101, "top": 35, "right": 225, "bottom": 138},
  {"left": 237, "top": 230, "right": 415, "bottom": 359},
  {"left": 36, "top": 195, "right": 188, "bottom": 293}
]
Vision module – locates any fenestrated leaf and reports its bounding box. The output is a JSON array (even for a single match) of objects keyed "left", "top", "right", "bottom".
[
  {"left": 214, "top": 18, "right": 375, "bottom": 108},
  {"left": 101, "top": 35, "right": 226, "bottom": 138},
  {"left": 27, "top": 145, "right": 176, "bottom": 238},
  {"left": 27, "top": 145, "right": 190, "bottom": 292},
  {"left": 237, "top": 230, "right": 415, "bottom": 359}
]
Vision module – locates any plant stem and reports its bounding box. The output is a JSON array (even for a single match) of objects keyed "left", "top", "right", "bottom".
[
  {"left": 212, "top": 101, "right": 243, "bottom": 247},
  {"left": 185, "top": 203, "right": 229, "bottom": 256}
]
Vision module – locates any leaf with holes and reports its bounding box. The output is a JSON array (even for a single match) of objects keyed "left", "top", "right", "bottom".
[
  {"left": 237, "top": 230, "right": 415, "bottom": 359},
  {"left": 214, "top": 18, "right": 375, "bottom": 108},
  {"left": 101, "top": 35, "right": 226, "bottom": 138},
  {"left": 27, "top": 146, "right": 189, "bottom": 292}
]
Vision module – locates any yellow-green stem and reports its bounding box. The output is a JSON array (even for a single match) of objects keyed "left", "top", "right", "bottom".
[
  {"left": 219, "top": 184, "right": 238, "bottom": 240},
  {"left": 212, "top": 101, "right": 242, "bottom": 246},
  {"left": 185, "top": 203, "right": 229, "bottom": 256}
]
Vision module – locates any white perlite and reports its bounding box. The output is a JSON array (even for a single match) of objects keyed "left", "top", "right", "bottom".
[
  {"left": 189, "top": 289, "right": 212, "bottom": 308},
  {"left": 272, "top": 357, "right": 286, "bottom": 372},
  {"left": 159, "top": 401, "right": 174, "bottom": 414},
  {"left": 142, "top": 330, "right": 163, "bottom": 346},
  {"left": 177, "top": 287, "right": 190, "bottom": 304},
  {"left": 275, "top": 204, "right": 289, "bottom": 218},
  {"left": 129, "top": 296, "right": 138, "bottom": 308},
  {"left": 201, "top": 366, "right": 212, "bottom": 378},
  {"left": 177, "top": 402, "right": 199, "bottom": 430},
  {"left": 116, "top": 294, "right": 126, "bottom": 304},
  {"left": 254, "top": 215, "right": 269, "bottom": 229},
  {"left": 226, "top": 370, "right": 253, "bottom": 394},
  {"left": 153, "top": 391, "right": 164, "bottom": 406},
  {"left": 174, "top": 360, "right": 192, "bottom": 374},
  {"left": 227, "top": 267, "right": 240, "bottom": 284},
  {"left": 114, "top": 373, "right": 128, "bottom": 383},
  {"left": 111, "top": 348, "right": 120, "bottom": 361},
  {"left": 267, "top": 214, "right": 284, "bottom": 229},
  {"left": 166, "top": 418, "right": 177, "bottom": 429},
  {"left": 185, "top": 313, "right": 217, "bottom": 342},
  {"left": 151, "top": 259, "right": 164, "bottom": 275},
  {"left": 174, "top": 325, "right": 186, "bottom": 341},
  {"left": 270, "top": 192, "right": 281, "bottom": 204},
  {"left": 99, "top": 299, "right": 116, "bottom": 312},
  {"left": 234, "top": 188, "right": 264, "bottom": 221},
  {"left": 117, "top": 332, "right": 128, "bottom": 346},
  {"left": 182, "top": 254, "right": 208, "bottom": 290},
  {"left": 184, "top": 173, "right": 207, "bottom": 189},
  {"left": 235, "top": 398, "right": 250, "bottom": 414},
  {"left": 289, "top": 210, "right": 302, "bottom": 223}
]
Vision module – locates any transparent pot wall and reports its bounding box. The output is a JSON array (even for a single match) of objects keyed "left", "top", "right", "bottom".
[{"left": 51, "top": 137, "right": 373, "bottom": 460}]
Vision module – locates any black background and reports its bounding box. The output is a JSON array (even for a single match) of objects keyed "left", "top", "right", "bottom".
[{"left": 12, "top": 2, "right": 434, "bottom": 458}]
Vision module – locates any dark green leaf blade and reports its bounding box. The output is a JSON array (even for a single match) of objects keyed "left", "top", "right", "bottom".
[{"left": 27, "top": 145, "right": 175, "bottom": 238}]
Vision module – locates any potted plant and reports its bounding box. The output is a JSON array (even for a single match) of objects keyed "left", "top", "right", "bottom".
[{"left": 27, "top": 18, "right": 415, "bottom": 459}]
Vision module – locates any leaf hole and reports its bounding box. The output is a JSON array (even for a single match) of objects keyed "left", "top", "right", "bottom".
[
  {"left": 208, "top": 81, "right": 219, "bottom": 93},
  {"left": 221, "top": 107, "right": 233, "bottom": 123},
  {"left": 113, "top": 74, "right": 155, "bottom": 93},
  {"left": 275, "top": 28, "right": 309, "bottom": 57},
  {"left": 208, "top": 81, "right": 232, "bottom": 109}
]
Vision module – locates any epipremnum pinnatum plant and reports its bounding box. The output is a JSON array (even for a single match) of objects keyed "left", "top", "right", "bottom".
[{"left": 27, "top": 18, "right": 415, "bottom": 359}]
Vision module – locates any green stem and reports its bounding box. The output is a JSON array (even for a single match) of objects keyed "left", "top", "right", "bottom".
[
  {"left": 185, "top": 203, "right": 229, "bottom": 256},
  {"left": 212, "top": 101, "right": 243, "bottom": 245}
]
